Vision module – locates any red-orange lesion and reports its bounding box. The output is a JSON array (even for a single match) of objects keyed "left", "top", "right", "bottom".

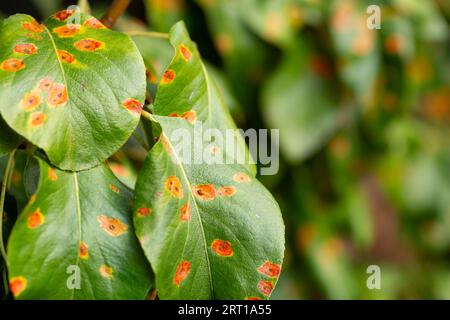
[
  {"left": 38, "top": 77, "right": 54, "bottom": 91},
  {"left": 233, "top": 172, "right": 251, "bottom": 183},
  {"left": 217, "top": 186, "right": 236, "bottom": 197},
  {"left": 97, "top": 215, "right": 129, "bottom": 237},
  {"left": 179, "top": 44, "right": 192, "bottom": 61},
  {"left": 1, "top": 58, "right": 25, "bottom": 72},
  {"left": 122, "top": 98, "right": 143, "bottom": 115},
  {"left": 180, "top": 203, "right": 190, "bottom": 221},
  {"left": 79, "top": 242, "right": 89, "bottom": 260},
  {"left": 13, "top": 43, "right": 38, "bottom": 55},
  {"left": 161, "top": 70, "right": 176, "bottom": 85},
  {"left": 74, "top": 39, "right": 104, "bottom": 52},
  {"left": 137, "top": 207, "right": 152, "bottom": 218},
  {"left": 22, "top": 19, "right": 44, "bottom": 33},
  {"left": 47, "top": 83, "right": 68, "bottom": 107},
  {"left": 165, "top": 176, "right": 184, "bottom": 198},
  {"left": 192, "top": 184, "right": 216, "bottom": 201},
  {"left": 99, "top": 264, "right": 113, "bottom": 279},
  {"left": 20, "top": 91, "right": 41, "bottom": 112},
  {"left": 257, "top": 261, "right": 281, "bottom": 278},
  {"left": 27, "top": 208, "right": 45, "bottom": 229},
  {"left": 257, "top": 280, "right": 274, "bottom": 297},
  {"left": 53, "top": 9, "right": 76, "bottom": 22},
  {"left": 30, "top": 112, "right": 47, "bottom": 128},
  {"left": 56, "top": 49, "right": 76, "bottom": 64},
  {"left": 211, "top": 239, "right": 234, "bottom": 257},
  {"left": 173, "top": 260, "right": 191, "bottom": 286},
  {"left": 53, "top": 24, "right": 81, "bottom": 38},
  {"left": 9, "top": 276, "right": 27, "bottom": 297},
  {"left": 47, "top": 167, "right": 58, "bottom": 181},
  {"left": 83, "top": 17, "right": 106, "bottom": 29},
  {"left": 168, "top": 110, "right": 197, "bottom": 124}
]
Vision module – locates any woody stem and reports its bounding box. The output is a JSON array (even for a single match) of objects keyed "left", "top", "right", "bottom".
[{"left": 100, "top": 0, "right": 131, "bottom": 28}]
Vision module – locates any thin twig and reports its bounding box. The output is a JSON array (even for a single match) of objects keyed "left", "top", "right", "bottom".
[
  {"left": 100, "top": 0, "right": 131, "bottom": 28},
  {"left": 125, "top": 31, "right": 169, "bottom": 39},
  {"left": 0, "top": 149, "right": 16, "bottom": 264}
]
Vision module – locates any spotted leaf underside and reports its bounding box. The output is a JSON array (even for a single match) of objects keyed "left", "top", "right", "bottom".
[
  {"left": 7, "top": 158, "right": 153, "bottom": 299},
  {"left": 0, "top": 11, "right": 146, "bottom": 171},
  {"left": 134, "top": 22, "right": 285, "bottom": 300}
]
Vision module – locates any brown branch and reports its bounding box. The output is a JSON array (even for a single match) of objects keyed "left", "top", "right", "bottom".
[{"left": 100, "top": 0, "right": 131, "bottom": 29}]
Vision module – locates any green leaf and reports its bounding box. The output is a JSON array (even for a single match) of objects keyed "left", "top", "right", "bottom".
[
  {"left": 135, "top": 115, "right": 285, "bottom": 299},
  {"left": 0, "top": 13, "right": 146, "bottom": 171},
  {"left": 7, "top": 158, "right": 153, "bottom": 299},
  {"left": 153, "top": 22, "right": 255, "bottom": 175},
  {"left": 261, "top": 42, "right": 339, "bottom": 163},
  {"left": 0, "top": 116, "right": 21, "bottom": 157},
  {"left": 145, "top": 0, "right": 186, "bottom": 32}
]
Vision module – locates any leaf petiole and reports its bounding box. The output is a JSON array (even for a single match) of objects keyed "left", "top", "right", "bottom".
[
  {"left": 125, "top": 31, "right": 170, "bottom": 39},
  {"left": 0, "top": 149, "right": 16, "bottom": 264}
]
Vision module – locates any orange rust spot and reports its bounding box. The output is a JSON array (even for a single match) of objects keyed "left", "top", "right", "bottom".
[
  {"left": 79, "top": 242, "right": 89, "bottom": 260},
  {"left": 246, "top": 296, "right": 262, "bottom": 300},
  {"left": 97, "top": 215, "right": 129, "bottom": 237},
  {"left": 109, "top": 184, "right": 120, "bottom": 193},
  {"left": 57, "top": 49, "right": 76, "bottom": 64},
  {"left": 211, "top": 239, "right": 234, "bottom": 257},
  {"left": 9, "top": 277, "right": 27, "bottom": 297},
  {"left": 233, "top": 172, "right": 250, "bottom": 183},
  {"left": 1, "top": 58, "right": 25, "bottom": 72},
  {"left": 137, "top": 207, "right": 152, "bottom": 218},
  {"left": 174, "top": 260, "right": 191, "bottom": 286},
  {"left": 74, "top": 39, "right": 104, "bottom": 52},
  {"left": 257, "top": 261, "right": 281, "bottom": 278},
  {"left": 47, "top": 83, "right": 68, "bottom": 107},
  {"left": 210, "top": 145, "right": 221, "bottom": 155},
  {"left": 30, "top": 112, "right": 46, "bottom": 127},
  {"left": 22, "top": 20, "right": 44, "bottom": 33},
  {"left": 47, "top": 167, "right": 58, "bottom": 181},
  {"left": 192, "top": 184, "right": 216, "bottom": 201},
  {"left": 122, "top": 98, "right": 143, "bottom": 115},
  {"left": 180, "top": 203, "right": 190, "bottom": 221},
  {"left": 165, "top": 176, "right": 184, "bottom": 198},
  {"left": 20, "top": 91, "right": 41, "bottom": 112},
  {"left": 99, "top": 264, "right": 113, "bottom": 279},
  {"left": 257, "top": 280, "right": 274, "bottom": 297},
  {"left": 179, "top": 44, "right": 192, "bottom": 61},
  {"left": 11, "top": 170, "right": 21, "bottom": 187},
  {"left": 218, "top": 186, "right": 236, "bottom": 197},
  {"left": 161, "top": 70, "right": 176, "bottom": 85},
  {"left": 14, "top": 43, "right": 37, "bottom": 55},
  {"left": 53, "top": 24, "right": 80, "bottom": 38},
  {"left": 84, "top": 17, "right": 106, "bottom": 29},
  {"left": 38, "top": 77, "right": 54, "bottom": 91},
  {"left": 27, "top": 208, "right": 45, "bottom": 229},
  {"left": 54, "top": 9, "right": 75, "bottom": 21},
  {"left": 181, "top": 110, "right": 196, "bottom": 124}
]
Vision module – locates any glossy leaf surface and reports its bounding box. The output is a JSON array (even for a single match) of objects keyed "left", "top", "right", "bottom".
[
  {"left": 7, "top": 158, "right": 152, "bottom": 299},
  {"left": 0, "top": 12, "right": 146, "bottom": 171}
]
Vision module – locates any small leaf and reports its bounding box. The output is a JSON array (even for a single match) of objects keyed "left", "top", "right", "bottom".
[
  {"left": 7, "top": 158, "right": 153, "bottom": 299},
  {"left": 0, "top": 13, "right": 146, "bottom": 171},
  {"left": 152, "top": 21, "right": 255, "bottom": 175}
]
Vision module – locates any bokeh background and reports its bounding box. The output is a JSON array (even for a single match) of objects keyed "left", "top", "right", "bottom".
[{"left": 1, "top": 0, "right": 449, "bottom": 299}]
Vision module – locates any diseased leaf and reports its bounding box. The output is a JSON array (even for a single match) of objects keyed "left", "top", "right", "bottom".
[
  {"left": 135, "top": 116, "right": 285, "bottom": 300},
  {"left": 7, "top": 158, "right": 153, "bottom": 299},
  {"left": 152, "top": 22, "right": 255, "bottom": 175},
  {"left": 0, "top": 116, "right": 21, "bottom": 157},
  {"left": 0, "top": 12, "right": 146, "bottom": 171}
]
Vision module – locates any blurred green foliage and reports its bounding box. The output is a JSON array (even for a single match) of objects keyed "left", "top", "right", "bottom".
[{"left": 1, "top": 0, "right": 449, "bottom": 299}]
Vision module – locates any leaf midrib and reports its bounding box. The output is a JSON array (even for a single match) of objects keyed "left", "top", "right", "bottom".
[
  {"left": 70, "top": 172, "right": 82, "bottom": 300},
  {"left": 162, "top": 132, "right": 214, "bottom": 299}
]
